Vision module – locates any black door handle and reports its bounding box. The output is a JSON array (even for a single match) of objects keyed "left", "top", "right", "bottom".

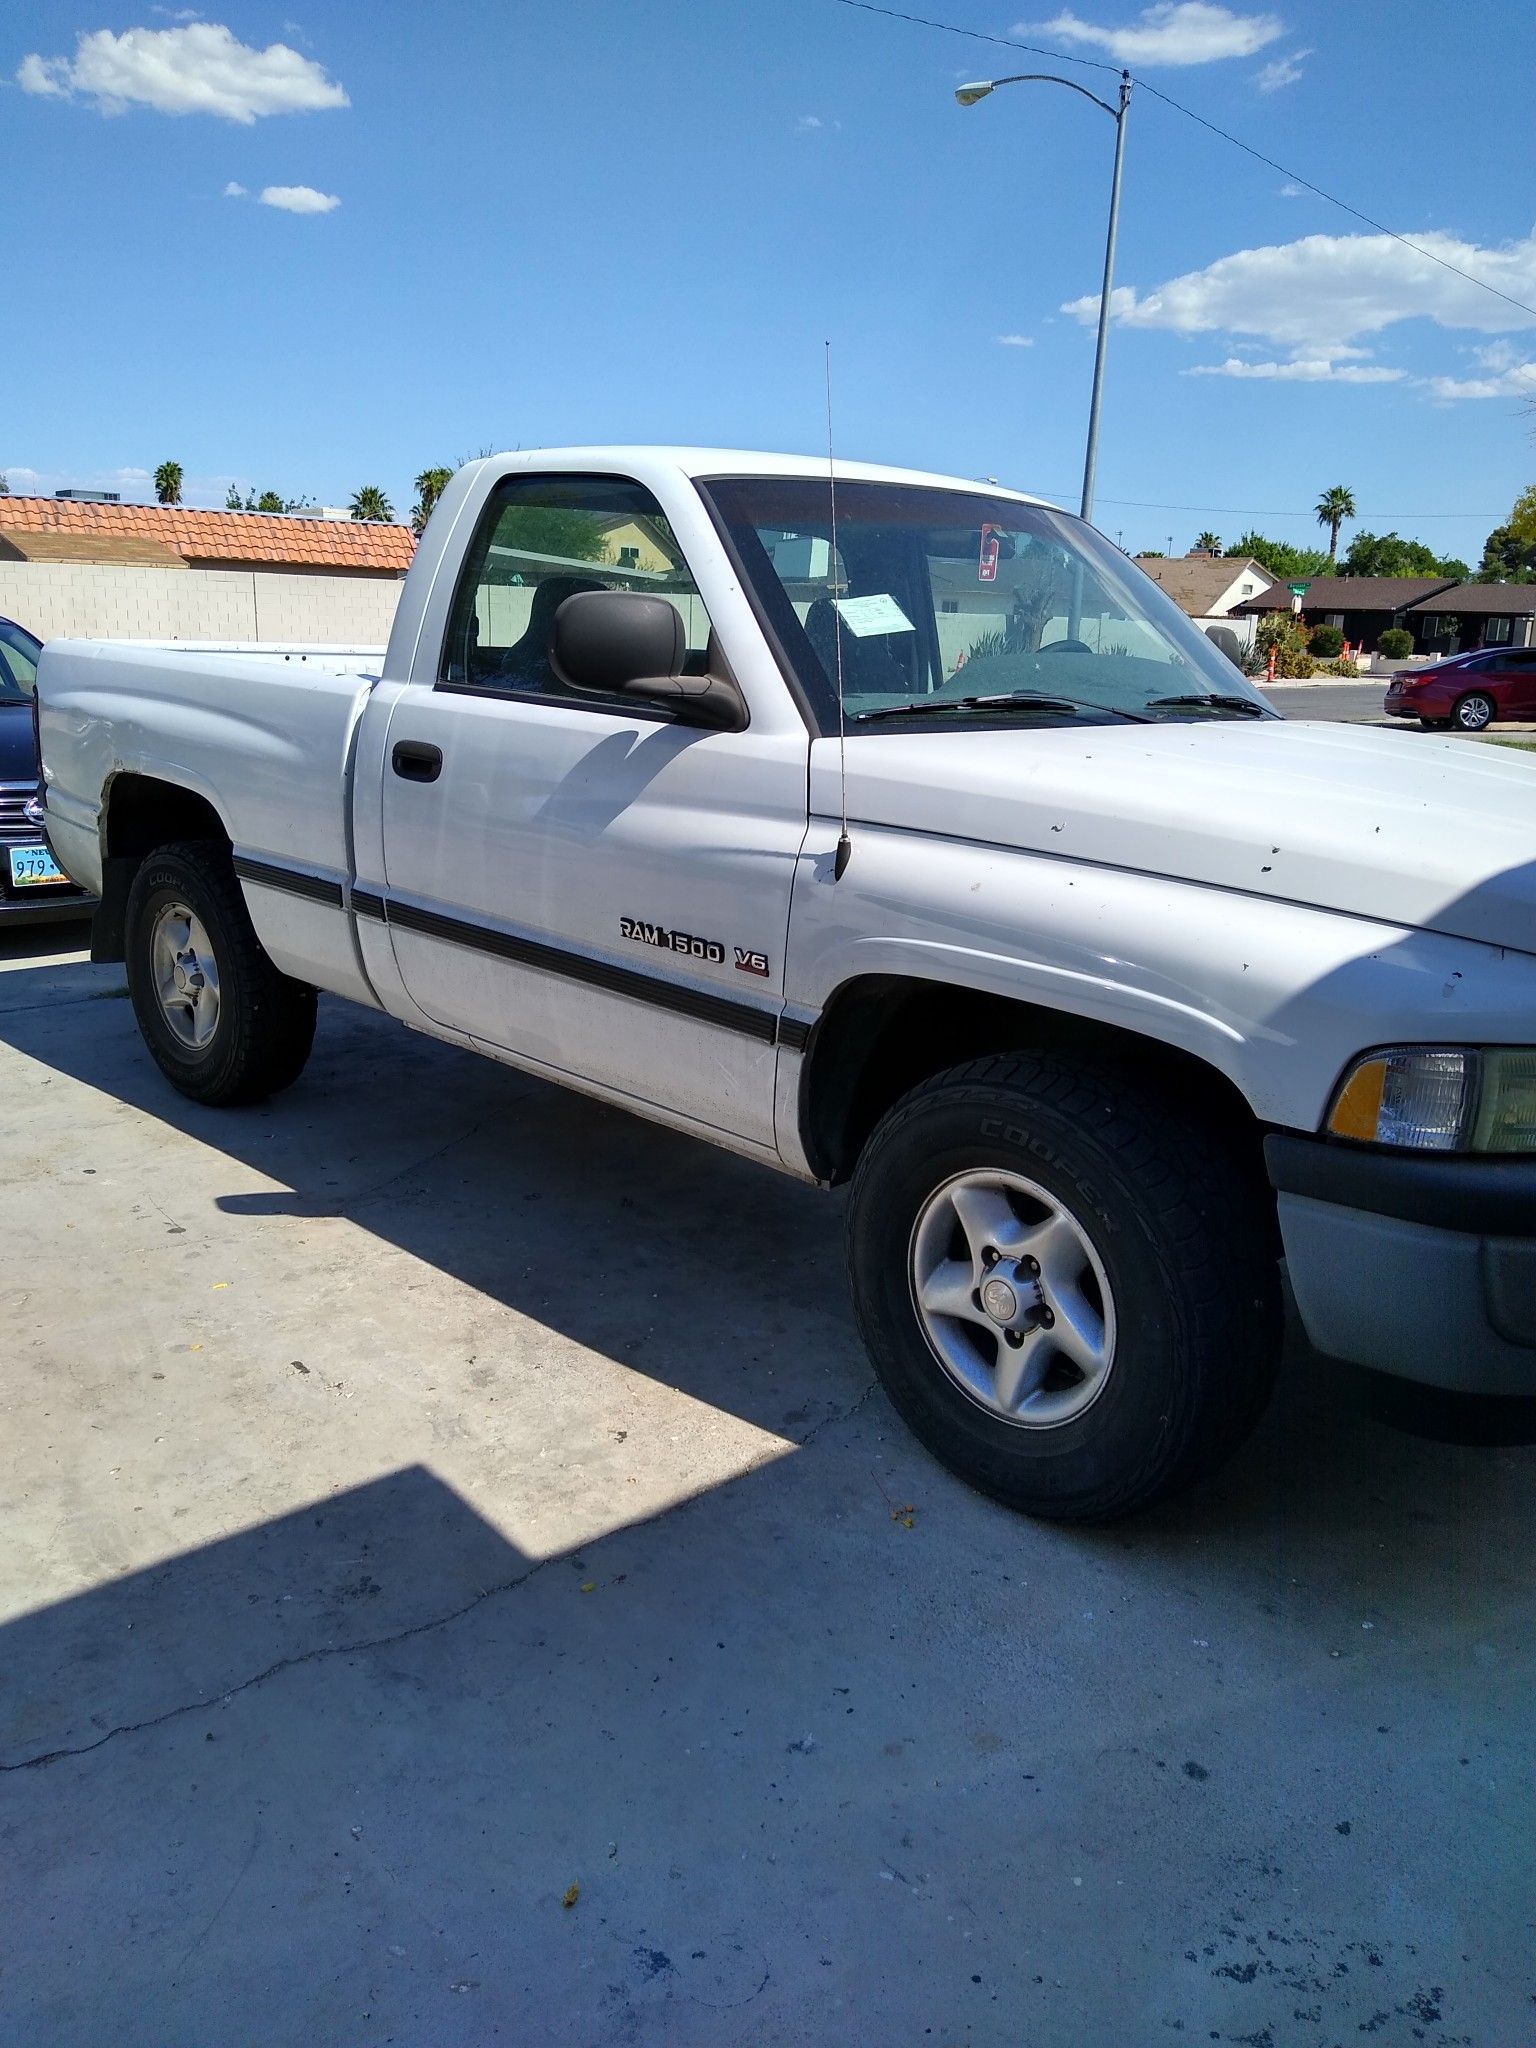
[{"left": 392, "top": 740, "right": 443, "bottom": 783}]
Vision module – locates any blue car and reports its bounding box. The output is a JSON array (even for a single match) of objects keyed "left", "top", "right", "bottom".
[{"left": 0, "top": 618, "right": 94, "bottom": 926}]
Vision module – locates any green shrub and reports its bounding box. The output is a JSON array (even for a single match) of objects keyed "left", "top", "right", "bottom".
[
  {"left": 1317, "top": 657, "right": 1361, "bottom": 678},
  {"left": 1377, "top": 627, "right": 1413, "bottom": 660},
  {"left": 1308, "top": 623, "right": 1344, "bottom": 658},
  {"left": 1254, "top": 610, "right": 1316, "bottom": 678}
]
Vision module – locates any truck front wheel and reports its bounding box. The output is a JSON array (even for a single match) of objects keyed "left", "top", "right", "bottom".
[
  {"left": 846, "top": 1054, "right": 1282, "bottom": 1523},
  {"left": 125, "top": 840, "right": 317, "bottom": 1106}
]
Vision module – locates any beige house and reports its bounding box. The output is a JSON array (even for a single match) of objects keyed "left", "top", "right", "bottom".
[{"left": 1134, "top": 552, "right": 1272, "bottom": 652}]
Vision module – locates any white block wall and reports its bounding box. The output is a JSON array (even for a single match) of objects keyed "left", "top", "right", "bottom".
[{"left": 0, "top": 561, "right": 404, "bottom": 645}]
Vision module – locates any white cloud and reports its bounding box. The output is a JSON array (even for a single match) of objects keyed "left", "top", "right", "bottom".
[
  {"left": 797, "top": 114, "right": 823, "bottom": 130},
  {"left": 1256, "top": 46, "right": 1310, "bottom": 90},
  {"left": 222, "top": 179, "right": 247, "bottom": 197},
  {"left": 1186, "top": 356, "right": 1405, "bottom": 383},
  {"left": 1471, "top": 339, "right": 1521, "bottom": 371},
  {"left": 1278, "top": 182, "right": 1304, "bottom": 197},
  {"left": 259, "top": 184, "right": 339, "bottom": 214},
  {"left": 1031, "top": 3, "right": 1282, "bottom": 65},
  {"left": 1425, "top": 342, "right": 1536, "bottom": 400},
  {"left": 15, "top": 55, "right": 65, "bottom": 98},
  {"left": 15, "top": 23, "right": 348, "bottom": 123},
  {"left": 1064, "top": 226, "right": 1536, "bottom": 355},
  {"left": 996, "top": 333, "right": 1035, "bottom": 346}
]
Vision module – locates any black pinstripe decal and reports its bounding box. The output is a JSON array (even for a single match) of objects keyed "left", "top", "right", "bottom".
[
  {"left": 238, "top": 853, "right": 813, "bottom": 1048},
  {"left": 233, "top": 854, "right": 343, "bottom": 908}
]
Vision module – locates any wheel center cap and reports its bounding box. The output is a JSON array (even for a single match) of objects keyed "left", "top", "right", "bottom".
[{"left": 982, "top": 1276, "right": 1020, "bottom": 1323}]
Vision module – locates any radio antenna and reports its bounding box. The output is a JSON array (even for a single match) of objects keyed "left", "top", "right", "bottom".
[{"left": 825, "top": 341, "right": 852, "bottom": 882}]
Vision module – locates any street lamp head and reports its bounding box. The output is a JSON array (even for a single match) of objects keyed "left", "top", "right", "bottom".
[{"left": 954, "top": 80, "right": 995, "bottom": 106}]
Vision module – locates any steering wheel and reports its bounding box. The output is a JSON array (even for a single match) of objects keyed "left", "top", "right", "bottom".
[{"left": 1039, "top": 637, "right": 1093, "bottom": 654}]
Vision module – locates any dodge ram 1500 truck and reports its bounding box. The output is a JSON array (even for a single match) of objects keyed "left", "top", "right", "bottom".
[{"left": 35, "top": 449, "right": 1536, "bottom": 1521}]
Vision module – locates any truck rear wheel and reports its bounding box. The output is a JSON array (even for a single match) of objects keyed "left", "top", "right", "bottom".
[
  {"left": 846, "top": 1054, "right": 1282, "bottom": 1523},
  {"left": 125, "top": 840, "right": 317, "bottom": 1106}
]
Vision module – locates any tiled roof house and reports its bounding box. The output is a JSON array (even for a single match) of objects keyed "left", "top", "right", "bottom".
[{"left": 0, "top": 498, "right": 414, "bottom": 576}]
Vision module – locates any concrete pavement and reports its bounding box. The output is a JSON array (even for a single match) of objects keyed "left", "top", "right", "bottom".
[{"left": 2, "top": 930, "right": 1533, "bottom": 2047}]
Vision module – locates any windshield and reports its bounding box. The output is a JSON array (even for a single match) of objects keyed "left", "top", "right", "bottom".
[
  {"left": 0, "top": 620, "right": 42, "bottom": 702},
  {"left": 701, "top": 478, "right": 1273, "bottom": 733}
]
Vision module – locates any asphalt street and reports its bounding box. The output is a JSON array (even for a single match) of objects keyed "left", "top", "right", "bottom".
[
  {"left": 2, "top": 927, "right": 1533, "bottom": 2047},
  {"left": 1263, "top": 680, "right": 1394, "bottom": 723}
]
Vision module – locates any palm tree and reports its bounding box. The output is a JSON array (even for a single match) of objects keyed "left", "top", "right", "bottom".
[
  {"left": 1314, "top": 485, "right": 1356, "bottom": 563},
  {"left": 1193, "top": 530, "right": 1222, "bottom": 555},
  {"left": 349, "top": 485, "right": 395, "bottom": 523},
  {"left": 154, "top": 460, "right": 184, "bottom": 506},
  {"left": 411, "top": 466, "right": 453, "bottom": 536}
]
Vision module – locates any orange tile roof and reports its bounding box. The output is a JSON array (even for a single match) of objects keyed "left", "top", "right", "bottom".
[{"left": 0, "top": 498, "right": 415, "bottom": 573}]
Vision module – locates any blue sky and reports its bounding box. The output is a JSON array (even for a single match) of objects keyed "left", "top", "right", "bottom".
[{"left": 6, "top": 1, "right": 1534, "bottom": 565}]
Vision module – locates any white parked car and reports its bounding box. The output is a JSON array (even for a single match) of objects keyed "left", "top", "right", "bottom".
[{"left": 35, "top": 450, "right": 1536, "bottom": 1520}]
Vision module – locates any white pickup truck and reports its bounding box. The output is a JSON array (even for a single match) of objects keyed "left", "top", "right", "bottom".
[{"left": 36, "top": 449, "right": 1536, "bottom": 1520}]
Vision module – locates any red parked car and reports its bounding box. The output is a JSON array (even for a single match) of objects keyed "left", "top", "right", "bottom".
[{"left": 1384, "top": 645, "right": 1536, "bottom": 731}]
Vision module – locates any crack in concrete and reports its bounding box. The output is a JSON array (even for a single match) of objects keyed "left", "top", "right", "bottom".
[
  {"left": 0, "top": 984, "right": 129, "bottom": 1019},
  {"left": 0, "top": 1379, "right": 883, "bottom": 1774},
  {"left": 0, "top": 1555, "right": 557, "bottom": 1775}
]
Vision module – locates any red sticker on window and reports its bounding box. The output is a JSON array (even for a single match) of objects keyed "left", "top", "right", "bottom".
[{"left": 978, "top": 524, "right": 1000, "bottom": 583}]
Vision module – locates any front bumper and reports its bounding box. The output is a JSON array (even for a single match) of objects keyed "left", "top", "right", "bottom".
[
  {"left": 0, "top": 844, "right": 94, "bottom": 926},
  {"left": 0, "top": 891, "right": 94, "bottom": 926},
  {"left": 1267, "top": 1134, "right": 1536, "bottom": 1394}
]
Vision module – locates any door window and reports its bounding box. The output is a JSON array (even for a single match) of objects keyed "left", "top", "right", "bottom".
[{"left": 440, "top": 474, "right": 712, "bottom": 697}]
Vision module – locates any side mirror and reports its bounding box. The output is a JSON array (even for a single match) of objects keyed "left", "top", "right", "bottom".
[{"left": 551, "top": 590, "right": 746, "bottom": 731}]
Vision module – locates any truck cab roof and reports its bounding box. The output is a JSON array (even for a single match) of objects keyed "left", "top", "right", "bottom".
[{"left": 458, "top": 446, "right": 1055, "bottom": 506}]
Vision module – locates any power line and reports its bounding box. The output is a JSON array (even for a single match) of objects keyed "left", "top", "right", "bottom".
[
  {"left": 1131, "top": 80, "right": 1536, "bottom": 322},
  {"left": 833, "top": 0, "right": 1536, "bottom": 324},
  {"left": 1038, "top": 493, "right": 1501, "bottom": 520},
  {"left": 833, "top": 0, "right": 1122, "bottom": 74}
]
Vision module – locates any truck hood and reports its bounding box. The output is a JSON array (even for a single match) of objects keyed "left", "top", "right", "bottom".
[{"left": 813, "top": 719, "right": 1536, "bottom": 954}]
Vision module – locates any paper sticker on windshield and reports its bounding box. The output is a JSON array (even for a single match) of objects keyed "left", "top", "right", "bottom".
[
  {"left": 833, "top": 593, "right": 914, "bottom": 638},
  {"left": 978, "top": 524, "right": 1001, "bottom": 583}
]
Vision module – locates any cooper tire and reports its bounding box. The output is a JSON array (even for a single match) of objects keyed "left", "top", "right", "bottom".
[
  {"left": 125, "top": 839, "right": 317, "bottom": 1106},
  {"left": 846, "top": 1054, "right": 1282, "bottom": 1523}
]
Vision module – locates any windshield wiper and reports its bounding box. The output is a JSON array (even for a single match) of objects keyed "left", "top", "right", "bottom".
[
  {"left": 970, "top": 690, "right": 1151, "bottom": 724},
  {"left": 854, "top": 691, "right": 1149, "bottom": 726},
  {"left": 1145, "top": 692, "right": 1269, "bottom": 718}
]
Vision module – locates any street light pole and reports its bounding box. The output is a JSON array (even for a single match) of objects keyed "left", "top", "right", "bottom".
[
  {"left": 956, "top": 68, "right": 1132, "bottom": 528},
  {"left": 1080, "top": 71, "right": 1131, "bottom": 526}
]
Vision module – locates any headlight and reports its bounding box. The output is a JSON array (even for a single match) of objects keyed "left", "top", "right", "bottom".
[{"left": 1327, "top": 1047, "right": 1536, "bottom": 1155}]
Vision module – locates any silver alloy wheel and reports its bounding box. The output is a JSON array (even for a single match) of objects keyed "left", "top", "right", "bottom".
[
  {"left": 909, "top": 1168, "right": 1117, "bottom": 1429},
  {"left": 149, "top": 900, "right": 222, "bottom": 1052},
  {"left": 1455, "top": 692, "right": 1494, "bottom": 731}
]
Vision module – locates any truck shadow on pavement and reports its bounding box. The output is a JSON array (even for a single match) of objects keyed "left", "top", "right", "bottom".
[
  {"left": 3, "top": 951, "right": 1534, "bottom": 2044},
  {"left": 3, "top": 1444, "right": 1532, "bottom": 2046},
  {"left": 0, "top": 948, "right": 1528, "bottom": 1547}
]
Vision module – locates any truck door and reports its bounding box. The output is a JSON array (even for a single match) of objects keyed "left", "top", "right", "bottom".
[{"left": 373, "top": 471, "right": 807, "bottom": 1155}]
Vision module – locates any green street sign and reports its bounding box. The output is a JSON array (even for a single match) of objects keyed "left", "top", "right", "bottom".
[{"left": 1288, "top": 582, "right": 1310, "bottom": 596}]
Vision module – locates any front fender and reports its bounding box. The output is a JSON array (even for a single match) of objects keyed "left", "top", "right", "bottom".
[{"left": 784, "top": 822, "right": 1536, "bottom": 1135}]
